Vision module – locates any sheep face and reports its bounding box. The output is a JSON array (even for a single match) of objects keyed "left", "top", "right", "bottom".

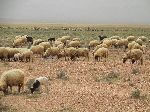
[
  {"left": 123, "top": 57, "right": 128, "bottom": 63},
  {"left": 95, "top": 55, "right": 99, "bottom": 61},
  {"left": 30, "top": 80, "right": 40, "bottom": 94},
  {"left": 0, "top": 82, "right": 7, "bottom": 94}
]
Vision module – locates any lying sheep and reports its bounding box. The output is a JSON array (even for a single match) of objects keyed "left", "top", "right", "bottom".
[
  {"left": 0, "top": 69, "right": 25, "bottom": 94},
  {"left": 76, "top": 48, "right": 89, "bottom": 60},
  {"left": 123, "top": 49, "right": 143, "bottom": 65},
  {"left": 94, "top": 47, "right": 109, "bottom": 61},
  {"left": 43, "top": 47, "right": 60, "bottom": 59},
  {"left": 30, "top": 45, "right": 44, "bottom": 57},
  {"left": 30, "top": 76, "right": 49, "bottom": 94}
]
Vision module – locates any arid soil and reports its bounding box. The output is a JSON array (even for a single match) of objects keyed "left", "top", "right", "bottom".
[{"left": 0, "top": 50, "right": 150, "bottom": 112}]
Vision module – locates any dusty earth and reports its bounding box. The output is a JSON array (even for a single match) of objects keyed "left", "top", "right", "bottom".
[{"left": 0, "top": 50, "right": 150, "bottom": 112}]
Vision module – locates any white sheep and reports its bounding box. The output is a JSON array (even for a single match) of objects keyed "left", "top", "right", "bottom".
[
  {"left": 0, "top": 69, "right": 25, "bottom": 94},
  {"left": 94, "top": 47, "right": 109, "bottom": 61},
  {"left": 123, "top": 49, "right": 143, "bottom": 65}
]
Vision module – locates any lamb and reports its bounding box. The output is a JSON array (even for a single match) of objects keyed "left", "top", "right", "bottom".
[
  {"left": 123, "top": 49, "right": 143, "bottom": 65},
  {"left": 94, "top": 47, "right": 109, "bottom": 61},
  {"left": 14, "top": 53, "right": 23, "bottom": 62},
  {"left": 30, "top": 76, "right": 49, "bottom": 94},
  {"left": 30, "top": 45, "right": 44, "bottom": 57},
  {"left": 43, "top": 47, "right": 60, "bottom": 59},
  {"left": 0, "top": 69, "right": 25, "bottom": 94}
]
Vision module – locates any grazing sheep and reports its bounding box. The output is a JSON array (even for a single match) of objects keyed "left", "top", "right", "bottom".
[
  {"left": 92, "top": 44, "right": 108, "bottom": 55},
  {"left": 88, "top": 40, "right": 100, "bottom": 50},
  {"left": 22, "top": 50, "right": 33, "bottom": 62},
  {"left": 138, "top": 36, "right": 148, "bottom": 42},
  {"left": 0, "top": 47, "right": 9, "bottom": 61},
  {"left": 30, "top": 45, "right": 44, "bottom": 57},
  {"left": 33, "top": 39, "right": 44, "bottom": 46},
  {"left": 59, "top": 47, "right": 77, "bottom": 60},
  {"left": 76, "top": 48, "right": 89, "bottom": 60},
  {"left": 0, "top": 69, "right": 25, "bottom": 94},
  {"left": 30, "top": 76, "right": 49, "bottom": 94},
  {"left": 13, "top": 37, "right": 27, "bottom": 48},
  {"left": 68, "top": 40, "right": 81, "bottom": 48},
  {"left": 7, "top": 48, "right": 20, "bottom": 61},
  {"left": 72, "top": 37, "right": 80, "bottom": 41},
  {"left": 43, "top": 47, "right": 60, "bottom": 59},
  {"left": 110, "top": 36, "right": 120, "bottom": 40},
  {"left": 116, "top": 39, "right": 128, "bottom": 48},
  {"left": 39, "top": 42, "right": 51, "bottom": 52},
  {"left": 103, "top": 39, "right": 115, "bottom": 48},
  {"left": 136, "top": 38, "right": 143, "bottom": 45},
  {"left": 94, "top": 47, "right": 109, "bottom": 61},
  {"left": 127, "top": 36, "right": 136, "bottom": 42},
  {"left": 26, "top": 36, "right": 33, "bottom": 44},
  {"left": 123, "top": 49, "right": 143, "bottom": 65},
  {"left": 127, "top": 41, "right": 137, "bottom": 50}
]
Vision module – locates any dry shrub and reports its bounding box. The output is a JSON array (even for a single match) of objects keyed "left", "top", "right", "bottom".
[
  {"left": 131, "top": 68, "right": 140, "bottom": 75},
  {"left": 57, "top": 69, "right": 69, "bottom": 80}
]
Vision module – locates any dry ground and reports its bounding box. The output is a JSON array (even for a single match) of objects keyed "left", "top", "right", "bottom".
[{"left": 0, "top": 49, "right": 150, "bottom": 112}]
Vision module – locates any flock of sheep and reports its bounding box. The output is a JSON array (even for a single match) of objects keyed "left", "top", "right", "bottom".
[{"left": 0, "top": 34, "right": 149, "bottom": 95}]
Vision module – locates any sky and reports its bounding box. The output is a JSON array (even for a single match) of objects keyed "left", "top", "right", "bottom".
[{"left": 0, "top": 0, "right": 150, "bottom": 24}]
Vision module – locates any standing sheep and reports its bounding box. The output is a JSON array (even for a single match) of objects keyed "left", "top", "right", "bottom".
[
  {"left": 94, "top": 47, "right": 109, "bottom": 61},
  {"left": 0, "top": 69, "right": 25, "bottom": 94},
  {"left": 76, "top": 48, "right": 89, "bottom": 60},
  {"left": 30, "top": 45, "right": 44, "bottom": 57},
  {"left": 0, "top": 47, "right": 9, "bottom": 61},
  {"left": 123, "top": 49, "right": 143, "bottom": 65},
  {"left": 43, "top": 47, "right": 60, "bottom": 59}
]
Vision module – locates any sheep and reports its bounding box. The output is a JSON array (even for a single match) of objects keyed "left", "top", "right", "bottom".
[
  {"left": 0, "top": 69, "right": 25, "bottom": 94},
  {"left": 7, "top": 48, "right": 20, "bottom": 61},
  {"left": 57, "top": 36, "right": 71, "bottom": 46},
  {"left": 110, "top": 36, "right": 120, "bottom": 40},
  {"left": 30, "top": 45, "right": 44, "bottom": 57},
  {"left": 92, "top": 44, "right": 108, "bottom": 55},
  {"left": 22, "top": 50, "right": 33, "bottom": 62},
  {"left": 136, "top": 38, "right": 143, "bottom": 45},
  {"left": 72, "top": 37, "right": 80, "bottom": 41},
  {"left": 127, "top": 41, "right": 137, "bottom": 50},
  {"left": 58, "top": 47, "right": 77, "bottom": 60},
  {"left": 76, "top": 48, "right": 89, "bottom": 60},
  {"left": 103, "top": 39, "right": 115, "bottom": 48},
  {"left": 67, "top": 40, "right": 81, "bottom": 48},
  {"left": 26, "top": 36, "right": 33, "bottom": 44},
  {"left": 14, "top": 53, "right": 23, "bottom": 62},
  {"left": 88, "top": 40, "right": 100, "bottom": 50},
  {"left": 43, "top": 47, "right": 60, "bottom": 59},
  {"left": 0, "top": 47, "right": 9, "bottom": 61},
  {"left": 39, "top": 42, "right": 51, "bottom": 52},
  {"left": 13, "top": 36, "right": 27, "bottom": 48},
  {"left": 48, "top": 37, "right": 55, "bottom": 42},
  {"left": 127, "top": 36, "right": 136, "bottom": 42},
  {"left": 33, "top": 39, "right": 44, "bottom": 46},
  {"left": 94, "top": 47, "right": 109, "bottom": 61},
  {"left": 116, "top": 39, "right": 128, "bottom": 48},
  {"left": 123, "top": 49, "right": 143, "bottom": 65},
  {"left": 138, "top": 36, "right": 148, "bottom": 42},
  {"left": 30, "top": 76, "right": 49, "bottom": 94}
]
